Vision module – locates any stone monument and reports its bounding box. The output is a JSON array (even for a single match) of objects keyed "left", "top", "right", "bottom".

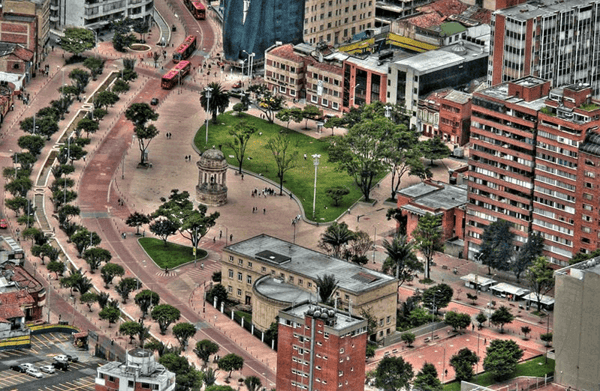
[{"left": 196, "top": 146, "right": 228, "bottom": 206}]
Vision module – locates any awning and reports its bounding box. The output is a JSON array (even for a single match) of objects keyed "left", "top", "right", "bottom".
[
  {"left": 490, "top": 282, "right": 529, "bottom": 296},
  {"left": 460, "top": 273, "right": 496, "bottom": 286}
]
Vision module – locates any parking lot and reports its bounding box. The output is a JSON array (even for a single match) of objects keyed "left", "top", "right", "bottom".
[{"left": 0, "top": 333, "right": 104, "bottom": 391}]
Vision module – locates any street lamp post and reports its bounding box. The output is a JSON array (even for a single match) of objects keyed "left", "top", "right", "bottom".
[
  {"left": 312, "top": 154, "right": 321, "bottom": 219},
  {"left": 430, "top": 289, "right": 442, "bottom": 341},
  {"left": 239, "top": 59, "right": 245, "bottom": 82},
  {"left": 204, "top": 86, "right": 213, "bottom": 144},
  {"left": 372, "top": 225, "right": 377, "bottom": 264}
]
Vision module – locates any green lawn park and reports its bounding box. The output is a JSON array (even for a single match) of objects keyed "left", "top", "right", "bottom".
[{"left": 138, "top": 238, "right": 208, "bottom": 269}]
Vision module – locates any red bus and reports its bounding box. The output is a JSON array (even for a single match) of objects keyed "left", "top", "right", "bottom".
[
  {"left": 161, "top": 61, "right": 191, "bottom": 89},
  {"left": 183, "top": 0, "right": 206, "bottom": 19},
  {"left": 173, "top": 35, "right": 197, "bottom": 63}
]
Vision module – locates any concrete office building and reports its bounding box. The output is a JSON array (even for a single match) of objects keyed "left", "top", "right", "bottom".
[
  {"left": 554, "top": 258, "right": 600, "bottom": 391},
  {"left": 222, "top": 234, "right": 397, "bottom": 341},
  {"left": 303, "top": 0, "right": 375, "bottom": 45},
  {"left": 276, "top": 302, "right": 367, "bottom": 391},
  {"left": 488, "top": 0, "right": 600, "bottom": 96},
  {"left": 49, "top": 0, "right": 153, "bottom": 31}
]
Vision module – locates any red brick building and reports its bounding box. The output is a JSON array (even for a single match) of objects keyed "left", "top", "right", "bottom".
[
  {"left": 396, "top": 180, "right": 467, "bottom": 242},
  {"left": 276, "top": 302, "right": 368, "bottom": 391},
  {"left": 0, "top": 11, "right": 38, "bottom": 66},
  {"left": 343, "top": 54, "right": 388, "bottom": 110},
  {"left": 439, "top": 90, "right": 471, "bottom": 145}
]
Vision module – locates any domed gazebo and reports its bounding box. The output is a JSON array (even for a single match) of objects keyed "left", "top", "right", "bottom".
[{"left": 196, "top": 146, "right": 228, "bottom": 206}]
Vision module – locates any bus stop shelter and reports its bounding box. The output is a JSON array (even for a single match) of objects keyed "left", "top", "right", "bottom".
[
  {"left": 490, "top": 282, "right": 529, "bottom": 301},
  {"left": 523, "top": 293, "right": 555, "bottom": 311},
  {"left": 460, "top": 273, "right": 497, "bottom": 292}
]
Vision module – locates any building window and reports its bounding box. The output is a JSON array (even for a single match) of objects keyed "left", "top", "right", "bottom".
[
  {"left": 582, "top": 226, "right": 592, "bottom": 233},
  {"left": 228, "top": 285, "right": 233, "bottom": 293},
  {"left": 298, "top": 278, "right": 303, "bottom": 285},
  {"left": 340, "top": 348, "right": 344, "bottom": 353},
  {"left": 248, "top": 261, "right": 252, "bottom": 268},
  {"left": 584, "top": 193, "right": 593, "bottom": 200},
  {"left": 379, "top": 319, "right": 384, "bottom": 327},
  {"left": 584, "top": 204, "right": 593, "bottom": 211},
  {"left": 229, "top": 256, "right": 234, "bottom": 261},
  {"left": 324, "top": 332, "right": 329, "bottom": 339},
  {"left": 322, "top": 98, "right": 328, "bottom": 107},
  {"left": 238, "top": 272, "right": 243, "bottom": 281},
  {"left": 129, "top": 380, "right": 135, "bottom": 387},
  {"left": 238, "top": 258, "right": 244, "bottom": 265},
  {"left": 290, "top": 89, "right": 296, "bottom": 96},
  {"left": 308, "top": 282, "right": 313, "bottom": 288},
  {"left": 228, "top": 269, "right": 233, "bottom": 278},
  {"left": 386, "top": 316, "right": 391, "bottom": 324},
  {"left": 332, "top": 102, "right": 339, "bottom": 110},
  {"left": 311, "top": 95, "right": 318, "bottom": 103},
  {"left": 247, "top": 275, "right": 252, "bottom": 284},
  {"left": 586, "top": 182, "right": 593, "bottom": 188},
  {"left": 583, "top": 215, "right": 592, "bottom": 222},
  {"left": 280, "top": 86, "right": 287, "bottom": 94},
  {"left": 237, "top": 289, "right": 242, "bottom": 296},
  {"left": 261, "top": 266, "right": 267, "bottom": 273},
  {"left": 339, "top": 371, "right": 344, "bottom": 376},
  {"left": 344, "top": 294, "right": 349, "bottom": 300},
  {"left": 289, "top": 276, "right": 294, "bottom": 283}
]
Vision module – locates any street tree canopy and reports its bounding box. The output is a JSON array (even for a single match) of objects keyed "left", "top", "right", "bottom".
[
  {"left": 478, "top": 219, "right": 514, "bottom": 274},
  {"left": 62, "top": 28, "right": 95, "bottom": 56},
  {"left": 483, "top": 339, "right": 523, "bottom": 381},
  {"left": 374, "top": 356, "right": 414, "bottom": 391}
]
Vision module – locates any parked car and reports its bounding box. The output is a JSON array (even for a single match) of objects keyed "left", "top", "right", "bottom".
[
  {"left": 21, "top": 363, "right": 35, "bottom": 370},
  {"left": 26, "top": 368, "right": 43, "bottom": 378},
  {"left": 55, "top": 354, "right": 79, "bottom": 363},
  {"left": 39, "top": 365, "right": 56, "bottom": 374},
  {"left": 10, "top": 365, "right": 27, "bottom": 373},
  {"left": 52, "top": 361, "right": 69, "bottom": 371},
  {"left": 0, "top": 218, "right": 7, "bottom": 228}
]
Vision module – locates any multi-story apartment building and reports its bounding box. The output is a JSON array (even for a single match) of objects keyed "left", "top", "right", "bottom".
[
  {"left": 488, "top": 0, "right": 600, "bottom": 95},
  {"left": 465, "top": 76, "right": 600, "bottom": 266},
  {"left": 95, "top": 348, "right": 176, "bottom": 391},
  {"left": 50, "top": 0, "right": 153, "bottom": 31},
  {"left": 554, "top": 258, "right": 600, "bottom": 391},
  {"left": 303, "top": 0, "right": 375, "bottom": 45},
  {"left": 343, "top": 52, "right": 388, "bottom": 110},
  {"left": 222, "top": 234, "right": 398, "bottom": 341},
  {"left": 439, "top": 90, "right": 472, "bottom": 145},
  {"left": 276, "top": 302, "right": 367, "bottom": 391}
]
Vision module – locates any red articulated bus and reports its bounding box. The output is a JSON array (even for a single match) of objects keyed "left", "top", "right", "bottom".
[
  {"left": 161, "top": 60, "right": 191, "bottom": 89},
  {"left": 184, "top": 0, "right": 206, "bottom": 20},
  {"left": 173, "top": 35, "right": 197, "bottom": 63}
]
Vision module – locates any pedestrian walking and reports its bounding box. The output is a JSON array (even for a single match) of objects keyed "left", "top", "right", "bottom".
[
  {"left": 230, "top": 234, "right": 233, "bottom": 242},
  {"left": 213, "top": 237, "right": 216, "bottom": 243},
  {"left": 304, "top": 153, "right": 307, "bottom": 160},
  {"left": 219, "top": 230, "right": 222, "bottom": 239},
  {"left": 201, "top": 263, "right": 204, "bottom": 269},
  {"left": 241, "top": 174, "right": 244, "bottom": 180},
  {"left": 263, "top": 208, "right": 266, "bottom": 214},
  {"left": 472, "top": 324, "right": 475, "bottom": 331}
]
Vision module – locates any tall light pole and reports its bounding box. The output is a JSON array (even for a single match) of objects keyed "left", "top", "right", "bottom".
[
  {"left": 430, "top": 289, "right": 442, "bottom": 341},
  {"left": 204, "top": 86, "right": 213, "bottom": 145},
  {"left": 312, "top": 154, "right": 321, "bottom": 220},
  {"left": 239, "top": 59, "right": 245, "bottom": 82},
  {"left": 352, "top": 83, "right": 361, "bottom": 107}
]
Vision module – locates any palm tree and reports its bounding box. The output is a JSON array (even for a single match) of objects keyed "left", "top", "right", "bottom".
[
  {"left": 315, "top": 274, "right": 339, "bottom": 304},
  {"left": 318, "top": 222, "right": 354, "bottom": 259},
  {"left": 200, "top": 82, "right": 230, "bottom": 124},
  {"left": 382, "top": 235, "right": 422, "bottom": 286},
  {"left": 244, "top": 376, "right": 262, "bottom": 391},
  {"left": 203, "top": 368, "right": 218, "bottom": 387}
]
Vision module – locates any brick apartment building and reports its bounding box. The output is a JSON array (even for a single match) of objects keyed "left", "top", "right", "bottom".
[
  {"left": 303, "top": 0, "right": 375, "bottom": 45},
  {"left": 0, "top": 10, "right": 38, "bottom": 66},
  {"left": 95, "top": 348, "right": 176, "bottom": 391},
  {"left": 465, "top": 76, "right": 600, "bottom": 266},
  {"left": 276, "top": 302, "right": 367, "bottom": 391},
  {"left": 3, "top": 0, "right": 49, "bottom": 62},
  {"left": 488, "top": 0, "right": 600, "bottom": 96},
  {"left": 438, "top": 90, "right": 472, "bottom": 145}
]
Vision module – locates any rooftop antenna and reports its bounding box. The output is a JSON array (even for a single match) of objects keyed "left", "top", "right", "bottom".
[{"left": 348, "top": 299, "right": 352, "bottom": 321}]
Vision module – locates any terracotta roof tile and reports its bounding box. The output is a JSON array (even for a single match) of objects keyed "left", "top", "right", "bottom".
[
  {"left": 0, "top": 290, "right": 35, "bottom": 307},
  {"left": 0, "top": 304, "right": 25, "bottom": 320},
  {"left": 269, "top": 44, "right": 305, "bottom": 64},
  {"left": 408, "top": 13, "right": 447, "bottom": 29},
  {"left": 418, "top": 0, "right": 469, "bottom": 17}
]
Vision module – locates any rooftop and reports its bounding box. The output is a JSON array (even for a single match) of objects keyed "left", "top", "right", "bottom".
[
  {"left": 0, "top": 43, "right": 33, "bottom": 61},
  {"left": 490, "top": 282, "right": 529, "bottom": 296},
  {"left": 281, "top": 302, "right": 367, "bottom": 332},
  {"left": 394, "top": 40, "right": 486, "bottom": 73},
  {"left": 268, "top": 43, "right": 305, "bottom": 63},
  {"left": 255, "top": 276, "right": 317, "bottom": 304},
  {"left": 554, "top": 256, "right": 600, "bottom": 279},
  {"left": 444, "top": 90, "right": 471, "bottom": 104},
  {"left": 581, "top": 131, "right": 600, "bottom": 157},
  {"left": 225, "top": 235, "right": 396, "bottom": 294},
  {"left": 495, "top": 0, "right": 597, "bottom": 20},
  {"left": 477, "top": 81, "right": 548, "bottom": 111},
  {"left": 460, "top": 273, "right": 496, "bottom": 286},
  {"left": 398, "top": 181, "right": 467, "bottom": 211}
]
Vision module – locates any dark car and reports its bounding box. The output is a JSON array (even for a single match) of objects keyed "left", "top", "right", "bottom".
[
  {"left": 66, "top": 354, "right": 79, "bottom": 363},
  {"left": 150, "top": 98, "right": 159, "bottom": 106},
  {"left": 10, "top": 365, "right": 27, "bottom": 373},
  {"left": 52, "top": 361, "right": 69, "bottom": 371}
]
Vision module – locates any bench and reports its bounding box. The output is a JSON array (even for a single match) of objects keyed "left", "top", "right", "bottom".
[
  {"left": 392, "top": 349, "right": 398, "bottom": 353},
  {"left": 424, "top": 337, "right": 430, "bottom": 343},
  {"left": 433, "top": 335, "right": 440, "bottom": 340},
  {"left": 384, "top": 351, "right": 390, "bottom": 356}
]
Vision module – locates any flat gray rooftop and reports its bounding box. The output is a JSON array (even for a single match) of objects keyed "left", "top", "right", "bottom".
[
  {"left": 445, "top": 90, "right": 471, "bottom": 104},
  {"left": 255, "top": 276, "right": 317, "bottom": 303},
  {"left": 399, "top": 182, "right": 467, "bottom": 210},
  {"left": 225, "top": 235, "right": 396, "bottom": 294},
  {"left": 283, "top": 303, "right": 365, "bottom": 331},
  {"left": 478, "top": 82, "right": 548, "bottom": 111},
  {"left": 496, "top": 0, "right": 597, "bottom": 20},
  {"left": 394, "top": 41, "right": 487, "bottom": 74}
]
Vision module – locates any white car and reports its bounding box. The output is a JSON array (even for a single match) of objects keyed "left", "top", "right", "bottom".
[
  {"left": 53, "top": 355, "right": 68, "bottom": 363},
  {"left": 21, "top": 363, "right": 35, "bottom": 370},
  {"left": 26, "top": 368, "right": 43, "bottom": 378},
  {"left": 39, "top": 365, "right": 56, "bottom": 374}
]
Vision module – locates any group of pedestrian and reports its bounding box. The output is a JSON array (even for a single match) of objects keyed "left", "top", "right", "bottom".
[
  {"left": 251, "top": 207, "right": 267, "bottom": 214},
  {"left": 184, "top": 155, "right": 193, "bottom": 161},
  {"left": 117, "top": 198, "right": 124, "bottom": 206},
  {"left": 166, "top": 132, "right": 172, "bottom": 139},
  {"left": 251, "top": 187, "right": 276, "bottom": 197}
]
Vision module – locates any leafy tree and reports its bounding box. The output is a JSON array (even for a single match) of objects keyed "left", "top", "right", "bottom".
[
  {"left": 112, "top": 31, "right": 136, "bottom": 52},
  {"left": 366, "top": 343, "right": 376, "bottom": 358},
  {"left": 315, "top": 274, "right": 338, "bottom": 304},
  {"left": 383, "top": 125, "right": 424, "bottom": 201},
  {"left": 265, "top": 319, "right": 279, "bottom": 345},
  {"left": 203, "top": 368, "right": 218, "bottom": 387},
  {"left": 93, "top": 108, "right": 108, "bottom": 121},
  {"left": 159, "top": 353, "right": 204, "bottom": 390},
  {"left": 450, "top": 348, "right": 479, "bottom": 382},
  {"left": 101, "top": 263, "right": 125, "bottom": 288},
  {"left": 318, "top": 221, "right": 354, "bottom": 258},
  {"left": 97, "top": 292, "right": 110, "bottom": 309},
  {"left": 540, "top": 332, "right": 553, "bottom": 346},
  {"left": 22, "top": 227, "right": 47, "bottom": 246},
  {"left": 18, "top": 135, "right": 45, "bottom": 156},
  {"left": 134, "top": 289, "right": 160, "bottom": 318},
  {"left": 145, "top": 340, "right": 167, "bottom": 356},
  {"left": 99, "top": 306, "right": 120, "bottom": 326},
  {"left": 172, "top": 322, "right": 197, "bottom": 350},
  {"left": 374, "top": 356, "right": 414, "bottom": 391},
  {"left": 149, "top": 218, "right": 179, "bottom": 246},
  {"left": 125, "top": 102, "right": 159, "bottom": 128},
  {"left": 346, "top": 229, "right": 373, "bottom": 264},
  {"left": 247, "top": 84, "right": 285, "bottom": 123},
  {"left": 413, "top": 213, "right": 443, "bottom": 280},
  {"left": 51, "top": 163, "right": 75, "bottom": 179},
  {"left": 70, "top": 227, "right": 101, "bottom": 256},
  {"left": 526, "top": 256, "right": 555, "bottom": 310},
  {"left": 72, "top": 273, "right": 93, "bottom": 296},
  {"left": 59, "top": 143, "right": 87, "bottom": 165},
  {"left": 209, "top": 284, "right": 228, "bottom": 306},
  {"left": 83, "top": 57, "right": 104, "bottom": 78},
  {"left": 94, "top": 90, "right": 119, "bottom": 110},
  {"left": 422, "top": 284, "right": 454, "bottom": 312},
  {"left": 76, "top": 117, "right": 99, "bottom": 138},
  {"left": 132, "top": 18, "right": 149, "bottom": 41},
  {"left": 483, "top": 339, "right": 523, "bottom": 381},
  {"left": 401, "top": 332, "right": 416, "bottom": 347},
  {"left": 69, "top": 68, "right": 90, "bottom": 95},
  {"left": 328, "top": 117, "right": 390, "bottom": 202},
  {"left": 244, "top": 376, "right": 262, "bottom": 391},
  {"left": 58, "top": 204, "right": 80, "bottom": 228},
  {"left": 265, "top": 133, "right": 299, "bottom": 195},
  {"left": 206, "top": 386, "right": 235, "bottom": 391},
  {"left": 325, "top": 186, "right": 350, "bottom": 207},
  {"left": 382, "top": 235, "right": 423, "bottom": 286},
  {"left": 83, "top": 247, "right": 112, "bottom": 273},
  {"left": 444, "top": 311, "right": 471, "bottom": 333},
  {"left": 126, "top": 212, "right": 150, "bottom": 235},
  {"left": 301, "top": 104, "right": 321, "bottom": 129},
  {"left": 408, "top": 307, "right": 433, "bottom": 327},
  {"left": 51, "top": 188, "right": 77, "bottom": 211},
  {"left": 134, "top": 124, "right": 159, "bottom": 166},
  {"left": 120, "top": 321, "right": 143, "bottom": 344},
  {"left": 226, "top": 120, "right": 257, "bottom": 174},
  {"left": 521, "top": 326, "right": 531, "bottom": 339},
  {"left": 275, "top": 108, "right": 302, "bottom": 128},
  {"left": 195, "top": 339, "right": 220, "bottom": 367},
  {"left": 5, "top": 177, "right": 33, "bottom": 198},
  {"left": 61, "top": 27, "right": 95, "bottom": 56},
  {"left": 478, "top": 219, "right": 514, "bottom": 274},
  {"left": 6, "top": 196, "right": 28, "bottom": 217},
  {"left": 513, "top": 232, "right": 544, "bottom": 281},
  {"left": 37, "top": 106, "right": 60, "bottom": 121},
  {"left": 490, "top": 306, "right": 514, "bottom": 333},
  {"left": 413, "top": 362, "right": 442, "bottom": 391},
  {"left": 47, "top": 261, "right": 65, "bottom": 280},
  {"left": 115, "top": 277, "right": 141, "bottom": 303},
  {"left": 217, "top": 353, "right": 244, "bottom": 380},
  {"left": 422, "top": 136, "right": 451, "bottom": 165},
  {"left": 80, "top": 292, "right": 98, "bottom": 312},
  {"left": 31, "top": 244, "right": 53, "bottom": 265},
  {"left": 232, "top": 102, "right": 246, "bottom": 117},
  {"left": 200, "top": 82, "right": 230, "bottom": 124},
  {"left": 358, "top": 307, "right": 378, "bottom": 338},
  {"left": 151, "top": 304, "right": 181, "bottom": 334},
  {"left": 476, "top": 312, "right": 487, "bottom": 328}
]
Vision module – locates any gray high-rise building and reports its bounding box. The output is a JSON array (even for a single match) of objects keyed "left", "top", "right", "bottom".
[{"left": 49, "top": 0, "right": 153, "bottom": 31}]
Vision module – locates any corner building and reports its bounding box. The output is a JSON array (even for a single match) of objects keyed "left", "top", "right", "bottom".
[{"left": 276, "top": 302, "right": 367, "bottom": 391}]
